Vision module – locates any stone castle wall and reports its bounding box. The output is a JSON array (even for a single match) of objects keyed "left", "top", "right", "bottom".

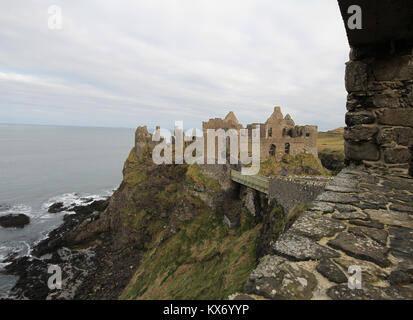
[
  {"left": 259, "top": 107, "right": 318, "bottom": 160},
  {"left": 203, "top": 107, "right": 318, "bottom": 163},
  {"left": 137, "top": 108, "right": 319, "bottom": 164},
  {"left": 344, "top": 42, "right": 413, "bottom": 174}
]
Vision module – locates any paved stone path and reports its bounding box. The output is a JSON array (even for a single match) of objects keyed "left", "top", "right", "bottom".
[{"left": 235, "top": 168, "right": 413, "bottom": 300}]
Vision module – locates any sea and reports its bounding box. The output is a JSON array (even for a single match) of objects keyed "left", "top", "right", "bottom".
[{"left": 0, "top": 124, "right": 135, "bottom": 297}]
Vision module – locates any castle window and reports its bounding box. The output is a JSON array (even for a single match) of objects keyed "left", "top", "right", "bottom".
[
  {"left": 306, "top": 133, "right": 310, "bottom": 137},
  {"left": 268, "top": 127, "right": 272, "bottom": 137},
  {"left": 285, "top": 143, "right": 290, "bottom": 154},
  {"left": 269, "top": 144, "right": 276, "bottom": 157}
]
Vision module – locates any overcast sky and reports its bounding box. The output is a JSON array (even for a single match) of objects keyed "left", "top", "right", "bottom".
[{"left": 0, "top": 0, "right": 349, "bottom": 131}]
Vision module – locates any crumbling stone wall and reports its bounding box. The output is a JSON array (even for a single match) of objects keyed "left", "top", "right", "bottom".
[
  {"left": 203, "top": 107, "right": 318, "bottom": 163},
  {"left": 246, "top": 107, "right": 318, "bottom": 161},
  {"left": 344, "top": 41, "right": 413, "bottom": 174}
]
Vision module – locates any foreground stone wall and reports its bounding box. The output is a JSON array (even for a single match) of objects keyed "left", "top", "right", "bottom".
[
  {"left": 232, "top": 169, "right": 413, "bottom": 300},
  {"left": 344, "top": 42, "right": 413, "bottom": 174}
]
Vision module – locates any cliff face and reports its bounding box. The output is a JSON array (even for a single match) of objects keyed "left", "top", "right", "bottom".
[{"left": 64, "top": 127, "right": 282, "bottom": 299}]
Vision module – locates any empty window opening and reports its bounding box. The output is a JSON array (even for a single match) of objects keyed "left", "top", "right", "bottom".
[
  {"left": 269, "top": 144, "right": 276, "bottom": 156},
  {"left": 285, "top": 143, "right": 290, "bottom": 154}
]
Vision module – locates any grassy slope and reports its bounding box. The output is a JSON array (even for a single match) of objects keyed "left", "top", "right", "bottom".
[
  {"left": 119, "top": 149, "right": 260, "bottom": 300},
  {"left": 121, "top": 208, "right": 260, "bottom": 300},
  {"left": 259, "top": 153, "right": 331, "bottom": 177}
]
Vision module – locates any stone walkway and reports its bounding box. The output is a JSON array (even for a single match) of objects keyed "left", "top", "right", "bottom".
[{"left": 238, "top": 168, "right": 413, "bottom": 300}]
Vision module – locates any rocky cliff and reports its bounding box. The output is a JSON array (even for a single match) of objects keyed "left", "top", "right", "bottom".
[{"left": 45, "top": 127, "right": 288, "bottom": 299}]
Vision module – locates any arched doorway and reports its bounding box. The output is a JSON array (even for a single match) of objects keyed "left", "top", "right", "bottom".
[
  {"left": 269, "top": 144, "right": 276, "bottom": 156},
  {"left": 285, "top": 143, "right": 290, "bottom": 155}
]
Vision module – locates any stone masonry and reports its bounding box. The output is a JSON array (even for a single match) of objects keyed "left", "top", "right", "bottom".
[
  {"left": 202, "top": 107, "right": 318, "bottom": 162},
  {"left": 340, "top": 0, "right": 413, "bottom": 175},
  {"left": 344, "top": 43, "right": 413, "bottom": 174},
  {"left": 233, "top": 169, "right": 413, "bottom": 300}
]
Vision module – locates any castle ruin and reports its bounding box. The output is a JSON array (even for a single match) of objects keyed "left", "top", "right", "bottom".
[{"left": 202, "top": 106, "right": 318, "bottom": 162}]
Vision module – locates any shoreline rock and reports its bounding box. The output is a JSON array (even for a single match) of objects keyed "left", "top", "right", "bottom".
[
  {"left": 48, "top": 202, "right": 67, "bottom": 213},
  {"left": 1, "top": 198, "right": 110, "bottom": 300},
  {"left": 0, "top": 214, "right": 30, "bottom": 229}
]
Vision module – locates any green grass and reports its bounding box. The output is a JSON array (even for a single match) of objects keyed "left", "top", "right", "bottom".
[
  {"left": 120, "top": 208, "right": 260, "bottom": 300},
  {"left": 116, "top": 148, "right": 260, "bottom": 300},
  {"left": 185, "top": 164, "right": 222, "bottom": 192},
  {"left": 318, "top": 128, "right": 345, "bottom": 154},
  {"left": 259, "top": 152, "right": 331, "bottom": 177}
]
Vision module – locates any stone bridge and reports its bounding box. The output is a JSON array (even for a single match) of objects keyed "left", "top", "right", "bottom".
[
  {"left": 231, "top": 169, "right": 332, "bottom": 212},
  {"left": 231, "top": 169, "right": 270, "bottom": 195}
]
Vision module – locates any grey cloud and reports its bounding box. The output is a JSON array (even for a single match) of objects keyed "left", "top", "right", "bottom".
[{"left": 0, "top": 0, "right": 349, "bottom": 130}]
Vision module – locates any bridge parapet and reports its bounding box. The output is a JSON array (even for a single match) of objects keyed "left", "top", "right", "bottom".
[
  {"left": 231, "top": 169, "right": 269, "bottom": 195},
  {"left": 231, "top": 170, "right": 331, "bottom": 213}
]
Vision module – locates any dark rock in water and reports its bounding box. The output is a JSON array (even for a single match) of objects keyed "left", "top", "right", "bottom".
[
  {"left": 0, "top": 214, "right": 30, "bottom": 228},
  {"left": 68, "top": 199, "right": 109, "bottom": 215},
  {"left": 4, "top": 256, "right": 51, "bottom": 299},
  {"left": 32, "top": 200, "right": 108, "bottom": 257},
  {"left": 48, "top": 202, "right": 67, "bottom": 213}
]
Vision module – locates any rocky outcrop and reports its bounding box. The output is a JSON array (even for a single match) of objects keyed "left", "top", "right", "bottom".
[
  {"left": 48, "top": 202, "right": 67, "bottom": 213},
  {"left": 3, "top": 199, "right": 110, "bottom": 299},
  {"left": 0, "top": 214, "right": 30, "bottom": 229}
]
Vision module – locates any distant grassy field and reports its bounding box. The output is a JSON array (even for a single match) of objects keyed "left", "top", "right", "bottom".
[
  {"left": 318, "top": 127, "right": 344, "bottom": 153},
  {"left": 317, "top": 127, "right": 345, "bottom": 175}
]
